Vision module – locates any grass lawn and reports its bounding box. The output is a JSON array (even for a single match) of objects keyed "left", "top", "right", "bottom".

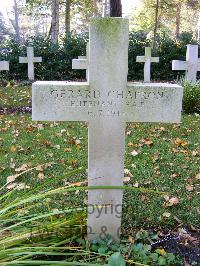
[{"left": 0, "top": 86, "right": 199, "bottom": 232}]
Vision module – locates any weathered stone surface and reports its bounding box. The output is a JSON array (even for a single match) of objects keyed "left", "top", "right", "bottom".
[
  {"left": 32, "top": 18, "right": 183, "bottom": 242},
  {"left": 33, "top": 82, "right": 183, "bottom": 123}
]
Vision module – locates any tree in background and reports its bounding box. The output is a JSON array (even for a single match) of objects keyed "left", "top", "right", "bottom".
[
  {"left": 9, "top": 0, "right": 21, "bottom": 43},
  {"left": 110, "top": 0, "right": 122, "bottom": 17},
  {"left": 51, "top": 0, "right": 60, "bottom": 44},
  {"left": 0, "top": 12, "right": 9, "bottom": 43},
  {"left": 130, "top": 0, "right": 200, "bottom": 40}
]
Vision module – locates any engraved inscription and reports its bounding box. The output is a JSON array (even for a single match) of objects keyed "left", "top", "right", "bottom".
[{"left": 47, "top": 86, "right": 170, "bottom": 118}]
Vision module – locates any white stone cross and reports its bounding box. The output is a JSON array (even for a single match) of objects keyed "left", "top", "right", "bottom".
[
  {"left": 72, "top": 43, "right": 89, "bottom": 81},
  {"left": 32, "top": 18, "right": 183, "bottom": 242},
  {"left": 172, "top": 44, "right": 200, "bottom": 83},
  {"left": 19, "top": 47, "right": 42, "bottom": 81},
  {"left": 0, "top": 60, "right": 9, "bottom": 72},
  {"left": 136, "top": 47, "right": 159, "bottom": 83}
]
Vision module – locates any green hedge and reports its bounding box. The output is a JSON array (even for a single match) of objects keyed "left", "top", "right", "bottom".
[
  {"left": 181, "top": 80, "right": 200, "bottom": 114},
  {"left": 0, "top": 31, "right": 199, "bottom": 81}
]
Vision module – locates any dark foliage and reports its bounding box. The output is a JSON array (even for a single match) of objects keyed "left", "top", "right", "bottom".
[{"left": 0, "top": 31, "right": 199, "bottom": 82}]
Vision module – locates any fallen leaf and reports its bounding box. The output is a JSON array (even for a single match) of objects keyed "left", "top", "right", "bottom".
[
  {"left": 163, "top": 195, "right": 170, "bottom": 201},
  {"left": 37, "top": 124, "right": 44, "bottom": 131},
  {"left": 124, "top": 169, "right": 133, "bottom": 177},
  {"left": 186, "top": 185, "right": 194, "bottom": 192},
  {"left": 38, "top": 172, "right": 45, "bottom": 180},
  {"left": 140, "top": 138, "right": 153, "bottom": 147},
  {"left": 133, "top": 182, "right": 139, "bottom": 187},
  {"left": 15, "top": 164, "right": 28, "bottom": 172},
  {"left": 160, "top": 127, "right": 165, "bottom": 131},
  {"left": 171, "top": 173, "right": 179, "bottom": 178},
  {"left": 64, "top": 148, "right": 72, "bottom": 152},
  {"left": 123, "top": 176, "right": 130, "bottom": 182},
  {"left": 153, "top": 151, "right": 159, "bottom": 162},
  {"left": 127, "top": 142, "right": 134, "bottom": 147},
  {"left": 174, "top": 138, "right": 188, "bottom": 147},
  {"left": 36, "top": 165, "right": 43, "bottom": 171},
  {"left": 54, "top": 145, "right": 60, "bottom": 149},
  {"left": 195, "top": 173, "right": 200, "bottom": 180},
  {"left": 10, "top": 146, "right": 17, "bottom": 152},
  {"left": 131, "top": 150, "right": 140, "bottom": 156},
  {"left": 71, "top": 159, "right": 78, "bottom": 167},
  {"left": 7, "top": 182, "right": 17, "bottom": 189},
  {"left": 128, "top": 236, "right": 135, "bottom": 244},
  {"left": 75, "top": 139, "right": 81, "bottom": 145},
  {"left": 166, "top": 196, "right": 180, "bottom": 207},
  {"left": 9, "top": 158, "right": 15, "bottom": 169},
  {"left": 43, "top": 139, "right": 52, "bottom": 146}
]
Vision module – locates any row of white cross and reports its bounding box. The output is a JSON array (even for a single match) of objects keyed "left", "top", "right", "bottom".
[
  {"left": 0, "top": 44, "right": 199, "bottom": 83},
  {"left": 0, "top": 47, "right": 42, "bottom": 80}
]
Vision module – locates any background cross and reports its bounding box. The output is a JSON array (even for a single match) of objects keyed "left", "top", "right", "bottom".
[
  {"left": 0, "top": 60, "right": 9, "bottom": 72},
  {"left": 136, "top": 47, "right": 159, "bottom": 83},
  {"left": 72, "top": 43, "right": 89, "bottom": 81},
  {"left": 172, "top": 44, "right": 200, "bottom": 83},
  {"left": 19, "top": 47, "right": 42, "bottom": 81}
]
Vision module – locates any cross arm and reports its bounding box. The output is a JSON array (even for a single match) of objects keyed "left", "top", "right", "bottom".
[
  {"left": 0, "top": 61, "right": 9, "bottom": 71},
  {"left": 34, "top": 57, "right": 42, "bottom": 63},
  {"left": 32, "top": 81, "right": 91, "bottom": 122},
  {"left": 125, "top": 83, "right": 183, "bottom": 123},
  {"left": 72, "top": 59, "right": 88, "bottom": 70},
  {"left": 19, "top": 57, "right": 28, "bottom": 63},
  {"left": 172, "top": 60, "right": 186, "bottom": 71},
  {"left": 136, "top": 56, "right": 146, "bottom": 62},
  {"left": 151, "top": 57, "right": 159, "bottom": 63}
]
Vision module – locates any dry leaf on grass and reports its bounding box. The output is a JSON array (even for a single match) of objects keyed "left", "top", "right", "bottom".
[
  {"left": 15, "top": 164, "right": 28, "bottom": 172},
  {"left": 123, "top": 176, "right": 130, "bottom": 182},
  {"left": 186, "top": 185, "right": 194, "bottom": 192},
  {"left": 195, "top": 173, "right": 200, "bottom": 180},
  {"left": 165, "top": 196, "right": 180, "bottom": 207},
  {"left": 174, "top": 138, "right": 188, "bottom": 147},
  {"left": 131, "top": 150, "right": 140, "bottom": 156},
  {"left": 162, "top": 212, "right": 171, "bottom": 218},
  {"left": 38, "top": 172, "right": 45, "bottom": 180}
]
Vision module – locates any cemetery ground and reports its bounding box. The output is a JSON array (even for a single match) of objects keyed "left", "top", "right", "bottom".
[{"left": 0, "top": 83, "right": 199, "bottom": 265}]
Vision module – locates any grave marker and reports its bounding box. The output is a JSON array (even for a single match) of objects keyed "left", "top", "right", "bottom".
[
  {"left": 32, "top": 18, "right": 183, "bottom": 241},
  {"left": 19, "top": 47, "right": 42, "bottom": 80},
  {"left": 72, "top": 43, "right": 89, "bottom": 81},
  {"left": 172, "top": 44, "right": 200, "bottom": 83},
  {"left": 136, "top": 47, "right": 159, "bottom": 83},
  {"left": 0, "top": 60, "right": 9, "bottom": 72}
]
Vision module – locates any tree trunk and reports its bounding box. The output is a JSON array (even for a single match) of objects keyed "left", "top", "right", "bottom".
[
  {"left": 93, "top": 0, "right": 99, "bottom": 16},
  {"left": 103, "top": 0, "right": 110, "bottom": 17},
  {"left": 153, "top": 0, "right": 159, "bottom": 48},
  {"left": 51, "top": 0, "right": 60, "bottom": 44},
  {"left": 65, "top": 0, "right": 71, "bottom": 35},
  {"left": 13, "top": 0, "right": 20, "bottom": 43},
  {"left": 175, "top": 3, "right": 181, "bottom": 39},
  {"left": 110, "top": 0, "right": 122, "bottom": 17}
]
